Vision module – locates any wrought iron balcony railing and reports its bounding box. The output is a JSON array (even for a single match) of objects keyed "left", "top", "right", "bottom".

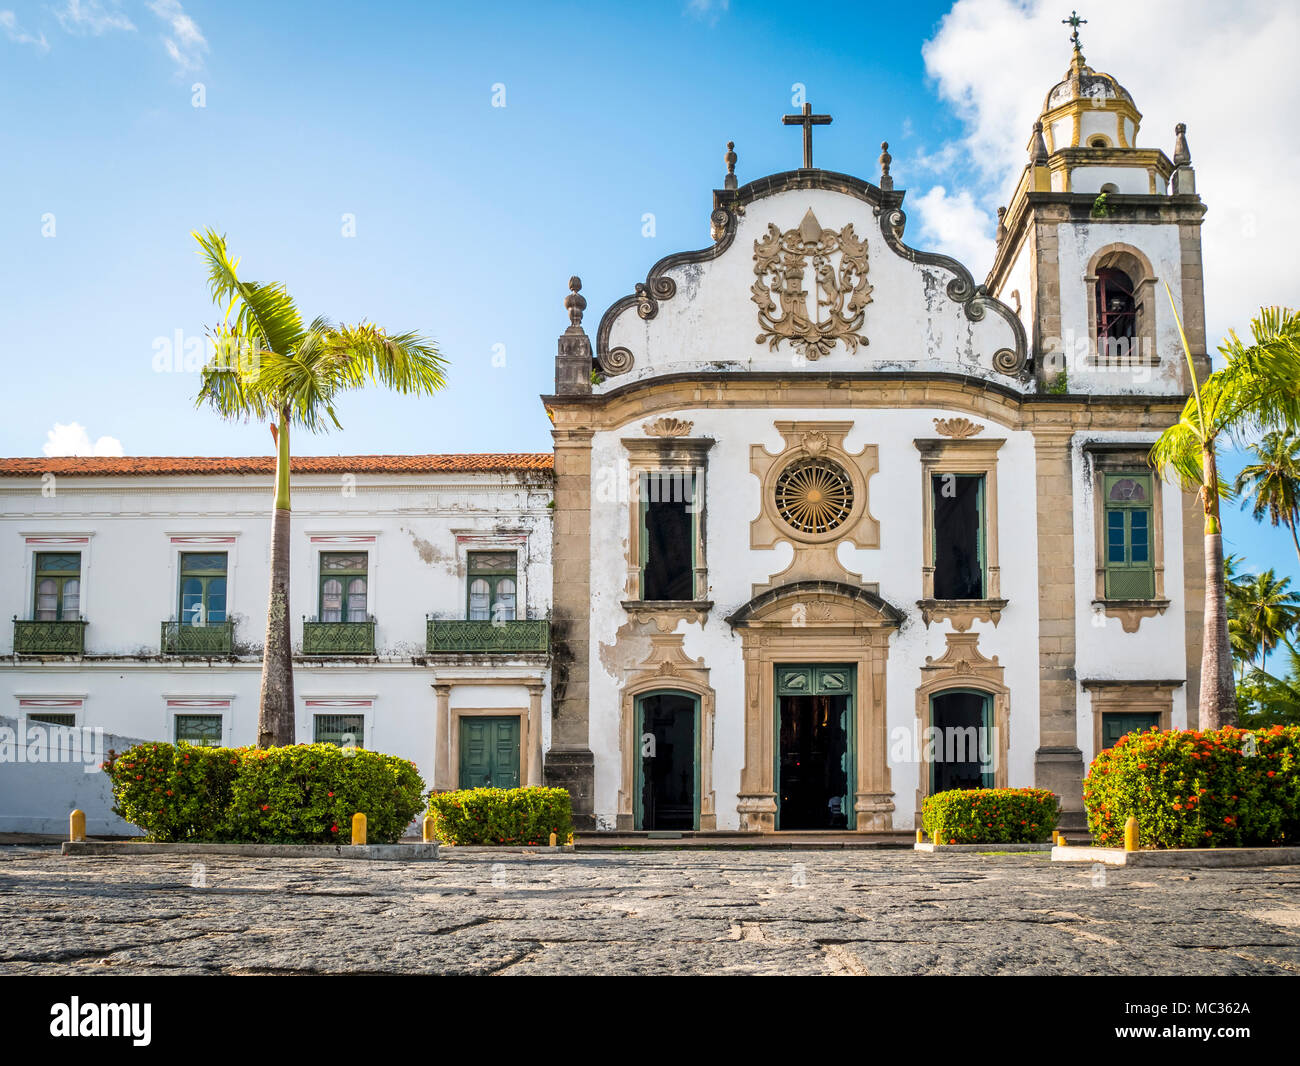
[
  {"left": 426, "top": 618, "right": 550, "bottom": 654},
  {"left": 302, "top": 617, "right": 377, "bottom": 656},
  {"left": 13, "top": 618, "right": 88, "bottom": 655},
  {"left": 161, "top": 619, "right": 235, "bottom": 656}
]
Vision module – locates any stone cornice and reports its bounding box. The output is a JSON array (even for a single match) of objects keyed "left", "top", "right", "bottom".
[{"left": 545, "top": 372, "right": 1188, "bottom": 435}]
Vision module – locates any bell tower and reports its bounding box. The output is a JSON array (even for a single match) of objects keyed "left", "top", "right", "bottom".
[{"left": 986, "top": 20, "right": 1208, "bottom": 393}]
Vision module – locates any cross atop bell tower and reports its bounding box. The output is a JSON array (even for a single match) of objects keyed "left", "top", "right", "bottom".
[{"left": 782, "top": 102, "right": 832, "bottom": 169}]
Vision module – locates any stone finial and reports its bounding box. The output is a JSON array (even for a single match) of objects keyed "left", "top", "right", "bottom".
[
  {"left": 878, "top": 141, "right": 893, "bottom": 191},
  {"left": 555, "top": 276, "right": 592, "bottom": 395},
  {"left": 995, "top": 206, "right": 1007, "bottom": 245},
  {"left": 724, "top": 140, "right": 738, "bottom": 190},
  {"left": 1030, "top": 121, "right": 1049, "bottom": 164},
  {"left": 564, "top": 275, "right": 586, "bottom": 330},
  {"left": 1173, "top": 122, "right": 1191, "bottom": 167}
]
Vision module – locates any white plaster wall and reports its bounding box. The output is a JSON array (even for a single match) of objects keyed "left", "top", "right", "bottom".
[
  {"left": 598, "top": 187, "right": 1023, "bottom": 390},
  {"left": 1071, "top": 432, "right": 1189, "bottom": 768},
  {"left": 1078, "top": 110, "right": 1120, "bottom": 146},
  {"left": 588, "top": 406, "right": 1043, "bottom": 830},
  {"left": 995, "top": 237, "right": 1034, "bottom": 341},
  {"left": 1069, "top": 165, "right": 1155, "bottom": 196},
  {"left": 1053, "top": 220, "right": 1187, "bottom": 394}
]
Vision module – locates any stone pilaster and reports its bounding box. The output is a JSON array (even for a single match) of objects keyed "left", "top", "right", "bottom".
[
  {"left": 1033, "top": 427, "right": 1085, "bottom": 822},
  {"left": 432, "top": 682, "right": 452, "bottom": 791},
  {"left": 545, "top": 424, "right": 596, "bottom": 828}
]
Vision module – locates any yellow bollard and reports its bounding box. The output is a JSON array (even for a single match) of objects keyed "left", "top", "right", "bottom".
[
  {"left": 549, "top": 831, "right": 557, "bottom": 847},
  {"left": 1124, "top": 815, "right": 1139, "bottom": 852},
  {"left": 421, "top": 814, "right": 436, "bottom": 843},
  {"left": 69, "top": 809, "right": 85, "bottom": 843},
  {"left": 915, "top": 829, "right": 923, "bottom": 843},
  {"left": 933, "top": 832, "right": 944, "bottom": 847},
  {"left": 351, "top": 812, "right": 367, "bottom": 846}
]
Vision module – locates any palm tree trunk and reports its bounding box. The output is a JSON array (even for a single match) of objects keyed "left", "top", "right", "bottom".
[
  {"left": 1288, "top": 513, "right": 1300, "bottom": 570},
  {"left": 1200, "top": 442, "right": 1238, "bottom": 729},
  {"left": 258, "top": 415, "right": 295, "bottom": 747}
]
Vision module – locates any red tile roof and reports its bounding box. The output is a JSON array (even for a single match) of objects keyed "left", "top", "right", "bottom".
[{"left": 0, "top": 454, "right": 554, "bottom": 477}]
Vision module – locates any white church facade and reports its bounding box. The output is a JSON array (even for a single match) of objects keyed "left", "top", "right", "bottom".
[{"left": 2, "top": 43, "right": 1208, "bottom": 835}]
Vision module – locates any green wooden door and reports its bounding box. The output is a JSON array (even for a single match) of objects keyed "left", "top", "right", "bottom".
[
  {"left": 459, "top": 716, "right": 521, "bottom": 789},
  {"left": 1101, "top": 711, "right": 1160, "bottom": 750}
]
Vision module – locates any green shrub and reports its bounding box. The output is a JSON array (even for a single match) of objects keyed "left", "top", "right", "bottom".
[
  {"left": 102, "top": 742, "right": 425, "bottom": 844},
  {"left": 103, "top": 742, "right": 240, "bottom": 842},
  {"left": 1084, "top": 725, "right": 1300, "bottom": 849},
  {"left": 426, "top": 787, "right": 572, "bottom": 846},
  {"left": 922, "top": 787, "right": 1059, "bottom": 844},
  {"left": 225, "top": 744, "right": 425, "bottom": 844}
]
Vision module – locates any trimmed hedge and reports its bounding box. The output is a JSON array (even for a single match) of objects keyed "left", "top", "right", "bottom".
[
  {"left": 922, "top": 787, "right": 1059, "bottom": 844},
  {"left": 426, "top": 787, "right": 572, "bottom": 846},
  {"left": 103, "top": 742, "right": 425, "bottom": 844},
  {"left": 1084, "top": 725, "right": 1300, "bottom": 849}
]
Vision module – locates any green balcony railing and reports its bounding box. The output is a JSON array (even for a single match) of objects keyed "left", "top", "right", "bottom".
[
  {"left": 302, "top": 619, "right": 377, "bottom": 656},
  {"left": 161, "top": 619, "right": 235, "bottom": 656},
  {"left": 426, "top": 618, "right": 550, "bottom": 654},
  {"left": 13, "top": 618, "right": 88, "bottom": 655}
]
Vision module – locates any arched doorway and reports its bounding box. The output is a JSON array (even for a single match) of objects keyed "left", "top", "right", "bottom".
[
  {"left": 634, "top": 690, "right": 700, "bottom": 831},
  {"left": 727, "top": 581, "right": 903, "bottom": 832}
]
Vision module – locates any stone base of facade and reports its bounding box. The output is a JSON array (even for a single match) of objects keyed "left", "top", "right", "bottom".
[
  {"left": 545, "top": 748, "right": 596, "bottom": 830},
  {"left": 1035, "top": 744, "right": 1085, "bottom": 821}
]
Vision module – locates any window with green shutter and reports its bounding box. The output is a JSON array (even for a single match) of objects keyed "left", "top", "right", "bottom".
[
  {"left": 467, "top": 551, "right": 517, "bottom": 621},
  {"left": 175, "top": 714, "right": 223, "bottom": 746},
  {"left": 1103, "top": 473, "right": 1155, "bottom": 599},
  {"left": 314, "top": 713, "right": 365, "bottom": 748},
  {"left": 27, "top": 712, "right": 76, "bottom": 727},
  {"left": 34, "top": 552, "right": 81, "bottom": 621},
  {"left": 179, "top": 552, "right": 227, "bottom": 626},
  {"left": 319, "top": 552, "right": 369, "bottom": 622}
]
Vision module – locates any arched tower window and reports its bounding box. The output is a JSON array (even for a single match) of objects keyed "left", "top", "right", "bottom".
[{"left": 1095, "top": 267, "right": 1137, "bottom": 359}]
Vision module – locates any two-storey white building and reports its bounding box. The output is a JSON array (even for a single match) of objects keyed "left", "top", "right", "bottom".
[{"left": 0, "top": 453, "right": 553, "bottom": 827}]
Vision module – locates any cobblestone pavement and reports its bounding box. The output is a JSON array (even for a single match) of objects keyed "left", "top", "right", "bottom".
[{"left": 2, "top": 846, "right": 1299, "bottom": 975}]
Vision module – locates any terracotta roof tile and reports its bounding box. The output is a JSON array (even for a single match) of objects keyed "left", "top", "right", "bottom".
[{"left": 0, "top": 454, "right": 554, "bottom": 478}]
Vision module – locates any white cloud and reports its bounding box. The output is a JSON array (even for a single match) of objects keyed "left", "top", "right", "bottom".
[
  {"left": 42, "top": 423, "right": 124, "bottom": 457},
  {"left": 146, "top": 0, "right": 206, "bottom": 73},
  {"left": 920, "top": 0, "right": 1300, "bottom": 348},
  {"left": 0, "top": 10, "right": 50, "bottom": 50},
  {"left": 910, "top": 185, "right": 996, "bottom": 276},
  {"left": 684, "top": 0, "right": 729, "bottom": 23},
  {"left": 54, "top": 0, "right": 135, "bottom": 35}
]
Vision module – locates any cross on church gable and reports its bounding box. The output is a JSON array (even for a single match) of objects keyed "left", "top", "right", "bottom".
[{"left": 782, "top": 102, "right": 832, "bottom": 169}]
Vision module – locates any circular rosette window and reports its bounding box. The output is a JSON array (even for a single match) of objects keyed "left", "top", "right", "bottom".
[{"left": 773, "top": 458, "right": 855, "bottom": 536}]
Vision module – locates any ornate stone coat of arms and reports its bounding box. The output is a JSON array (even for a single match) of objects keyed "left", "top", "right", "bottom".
[{"left": 751, "top": 208, "right": 873, "bottom": 360}]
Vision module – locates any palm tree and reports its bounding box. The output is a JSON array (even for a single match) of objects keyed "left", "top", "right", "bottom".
[
  {"left": 192, "top": 230, "right": 447, "bottom": 746},
  {"left": 1233, "top": 568, "right": 1300, "bottom": 674},
  {"left": 1233, "top": 430, "right": 1300, "bottom": 567},
  {"left": 1149, "top": 294, "right": 1300, "bottom": 728},
  {"left": 1224, "top": 554, "right": 1259, "bottom": 682}
]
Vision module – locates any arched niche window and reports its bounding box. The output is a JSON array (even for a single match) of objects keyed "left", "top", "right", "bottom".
[
  {"left": 1096, "top": 268, "right": 1137, "bottom": 355},
  {"left": 1086, "top": 245, "right": 1157, "bottom": 367}
]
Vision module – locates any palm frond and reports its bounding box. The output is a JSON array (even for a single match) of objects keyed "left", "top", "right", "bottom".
[{"left": 192, "top": 229, "right": 306, "bottom": 358}]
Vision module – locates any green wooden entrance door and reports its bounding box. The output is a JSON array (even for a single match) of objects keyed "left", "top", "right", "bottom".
[
  {"left": 459, "top": 716, "right": 521, "bottom": 789},
  {"left": 1101, "top": 711, "right": 1160, "bottom": 750},
  {"left": 775, "top": 664, "right": 855, "bottom": 830}
]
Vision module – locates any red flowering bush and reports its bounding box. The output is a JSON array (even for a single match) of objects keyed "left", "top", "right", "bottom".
[
  {"left": 103, "top": 742, "right": 424, "bottom": 844},
  {"left": 426, "top": 787, "right": 572, "bottom": 846},
  {"left": 1084, "top": 726, "right": 1300, "bottom": 849},
  {"left": 921, "top": 787, "right": 1058, "bottom": 844},
  {"left": 103, "top": 743, "right": 239, "bottom": 842}
]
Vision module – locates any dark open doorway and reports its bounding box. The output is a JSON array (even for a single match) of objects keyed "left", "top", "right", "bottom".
[
  {"left": 778, "top": 693, "right": 850, "bottom": 830},
  {"left": 637, "top": 691, "right": 698, "bottom": 831},
  {"left": 930, "top": 689, "right": 992, "bottom": 793}
]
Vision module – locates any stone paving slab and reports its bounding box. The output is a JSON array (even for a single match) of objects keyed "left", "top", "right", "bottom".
[{"left": 2, "top": 845, "right": 1298, "bottom": 975}]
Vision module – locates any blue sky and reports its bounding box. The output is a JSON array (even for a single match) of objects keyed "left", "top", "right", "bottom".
[{"left": 1, "top": 0, "right": 1296, "bottom": 586}]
